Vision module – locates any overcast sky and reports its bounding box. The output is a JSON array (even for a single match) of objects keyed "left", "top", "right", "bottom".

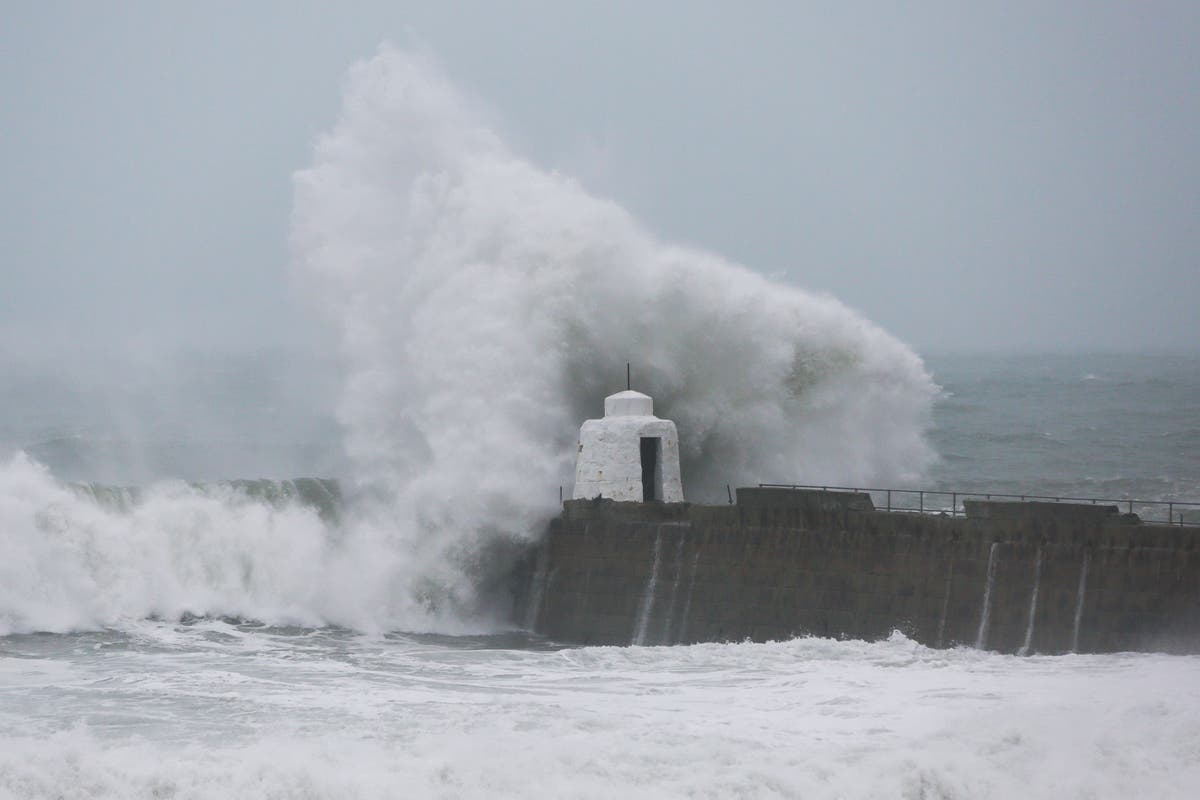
[{"left": 2, "top": 1, "right": 1197, "bottom": 357}]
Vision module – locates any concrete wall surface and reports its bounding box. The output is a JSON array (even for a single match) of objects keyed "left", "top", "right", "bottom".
[{"left": 515, "top": 490, "right": 1200, "bottom": 654}]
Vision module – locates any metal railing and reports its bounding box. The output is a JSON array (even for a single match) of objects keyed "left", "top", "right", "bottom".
[{"left": 757, "top": 483, "right": 1200, "bottom": 526}]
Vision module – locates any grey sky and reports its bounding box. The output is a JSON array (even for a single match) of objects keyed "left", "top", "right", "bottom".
[{"left": 2, "top": 0, "right": 1197, "bottom": 356}]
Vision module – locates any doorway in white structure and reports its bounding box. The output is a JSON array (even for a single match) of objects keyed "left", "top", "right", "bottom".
[{"left": 640, "top": 437, "right": 662, "bottom": 502}]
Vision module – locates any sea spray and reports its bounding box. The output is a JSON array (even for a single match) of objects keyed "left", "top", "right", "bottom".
[
  {"left": 1072, "top": 550, "right": 1092, "bottom": 653},
  {"left": 661, "top": 534, "right": 687, "bottom": 644},
  {"left": 936, "top": 557, "right": 954, "bottom": 648},
  {"left": 0, "top": 46, "right": 937, "bottom": 637},
  {"left": 679, "top": 553, "right": 700, "bottom": 644},
  {"left": 288, "top": 46, "right": 937, "bottom": 631},
  {"left": 70, "top": 477, "right": 343, "bottom": 523},
  {"left": 975, "top": 543, "right": 1000, "bottom": 649},
  {"left": 522, "top": 539, "right": 552, "bottom": 632},
  {"left": 633, "top": 531, "right": 664, "bottom": 646},
  {"left": 1018, "top": 547, "right": 1043, "bottom": 656},
  {"left": 0, "top": 453, "right": 503, "bottom": 636},
  {"left": 4, "top": 631, "right": 1200, "bottom": 799},
  {"left": 0, "top": 454, "right": 326, "bottom": 634}
]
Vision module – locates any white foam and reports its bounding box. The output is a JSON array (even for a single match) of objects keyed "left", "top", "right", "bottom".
[
  {"left": 294, "top": 48, "right": 936, "bottom": 501},
  {"left": 0, "top": 453, "right": 486, "bottom": 635},
  {"left": 285, "top": 45, "right": 936, "bottom": 626},
  {"left": 1, "top": 631, "right": 1198, "bottom": 799},
  {"left": 0, "top": 45, "right": 936, "bottom": 636}
]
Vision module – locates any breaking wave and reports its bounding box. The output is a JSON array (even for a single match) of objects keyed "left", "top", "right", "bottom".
[
  {"left": 0, "top": 45, "right": 935, "bottom": 635},
  {"left": 291, "top": 45, "right": 935, "bottom": 522},
  {"left": 0, "top": 453, "right": 521, "bottom": 636}
]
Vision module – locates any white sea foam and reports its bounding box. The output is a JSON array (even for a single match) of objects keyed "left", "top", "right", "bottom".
[
  {"left": 1, "top": 628, "right": 1198, "bottom": 799},
  {"left": 293, "top": 46, "right": 935, "bottom": 500},
  {"left": 0, "top": 46, "right": 934, "bottom": 636},
  {"left": 286, "top": 45, "right": 935, "bottom": 623},
  {"left": 0, "top": 454, "right": 483, "bottom": 635}
]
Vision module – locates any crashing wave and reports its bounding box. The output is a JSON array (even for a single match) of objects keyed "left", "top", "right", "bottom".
[{"left": 0, "top": 46, "right": 935, "bottom": 636}]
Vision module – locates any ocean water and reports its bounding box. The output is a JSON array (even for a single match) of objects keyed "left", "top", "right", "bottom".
[
  {"left": 1, "top": 354, "right": 1196, "bottom": 800},
  {"left": 3, "top": 46, "right": 1199, "bottom": 798},
  {"left": 927, "top": 351, "right": 1200, "bottom": 505},
  {"left": 2, "top": 624, "right": 1199, "bottom": 799}
]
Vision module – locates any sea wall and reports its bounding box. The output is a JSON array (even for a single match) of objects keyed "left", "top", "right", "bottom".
[{"left": 517, "top": 488, "right": 1200, "bottom": 654}]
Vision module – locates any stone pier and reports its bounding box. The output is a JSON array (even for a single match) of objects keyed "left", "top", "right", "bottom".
[{"left": 515, "top": 488, "right": 1200, "bottom": 654}]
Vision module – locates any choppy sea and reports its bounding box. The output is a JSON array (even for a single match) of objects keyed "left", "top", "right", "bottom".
[{"left": 1, "top": 350, "right": 1198, "bottom": 798}]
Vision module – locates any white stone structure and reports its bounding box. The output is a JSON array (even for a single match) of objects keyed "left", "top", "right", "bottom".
[{"left": 572, "top": 390, "right": 684, "bottom": 503}]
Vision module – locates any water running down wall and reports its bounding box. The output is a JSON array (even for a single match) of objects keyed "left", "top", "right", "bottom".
[{"left": 519, "top": 489, "right": 1200, "bottom": 654}]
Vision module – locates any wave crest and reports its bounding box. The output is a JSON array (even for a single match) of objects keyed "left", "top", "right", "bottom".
[
  {"left": 292, "top": 45, "right": 935, "bottom": 509},
  {"left": 0, "top": 46, "right": 936, "bottom": 636}
]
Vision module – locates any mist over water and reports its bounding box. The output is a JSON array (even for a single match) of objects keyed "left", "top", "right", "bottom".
[
  {"left": 0, "top": 346, "right": 346, "bottom": 486},
  {"left": 0, "top": 47, "right": 937, "bottom": 638},
  {"left": 2, "top": 49, "right": 1197, "bottom": 643},
  {"left": 2, "top": 49, "right": 1196, "bottom": 640},
  {"left": 290, "top": 42, "right": 936, "bottom": 560},
  {"left": 3, "top": 43, "right": 1200, "bottom": 799}
]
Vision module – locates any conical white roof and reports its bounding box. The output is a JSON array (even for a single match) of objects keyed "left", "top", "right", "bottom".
[{"left": 604, "top": 390, "right": 653, "bottom": 417}]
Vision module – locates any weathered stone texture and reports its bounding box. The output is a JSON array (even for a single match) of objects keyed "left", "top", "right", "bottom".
[{"left": 516, "top": 494, "right": 1200, "bottom": 654}]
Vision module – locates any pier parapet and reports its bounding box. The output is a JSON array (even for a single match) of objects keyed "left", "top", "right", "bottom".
[{"left": 517, "top": 489, "right": 1200, "bottom": 655}]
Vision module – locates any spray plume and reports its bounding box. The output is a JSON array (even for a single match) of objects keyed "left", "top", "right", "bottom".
[
  {"left": 292, "top": 45, "right": 935, "bottom": 503},
  {"left": 0, "top": 46, "right": 935, "bottom": 635}
]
